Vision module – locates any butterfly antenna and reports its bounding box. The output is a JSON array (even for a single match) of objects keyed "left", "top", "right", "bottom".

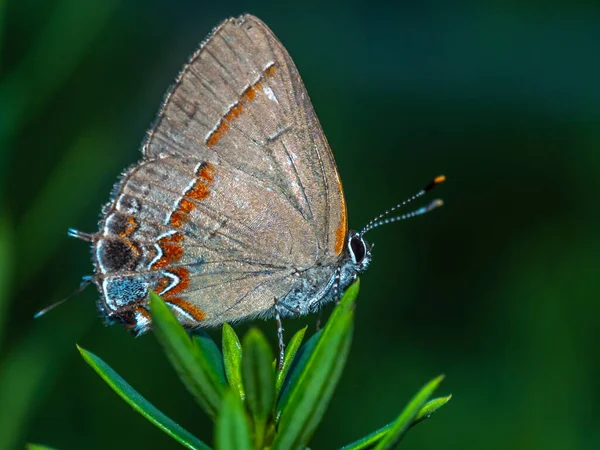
[
  {"left": 361, "top": 175, "right": 445, "bottom": 235},
  {"left": 33, "top": 276, "right": 93, "bottom": 319}
]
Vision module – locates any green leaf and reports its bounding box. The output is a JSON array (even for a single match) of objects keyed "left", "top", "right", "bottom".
[
  {"left": 413, "top": 394, "right": 452, "bottom": 425},
  {"left": 272, "top": 280, "right": 359, "bottom": 450},
  {"left": 242, "top": 328, "right": 276, "bottom": 448},
  {"left": 26, "top": 444, "right": 58, "bottom": 450},
  {"left": 215, "top": 390, "right": 253, "bottom": 450},
  {"left": 275, "top": 326, "right": 307, "bottom": 397},
  {"left": 340, "top": 395, "right": 452, "bottom": 450},
  {"left": 77, "top": 345, "right": 211, "bottom": 450},
  {"left": 149, "top": 291, "right": 224, "bottom": 418},
  {"left": 339, "top": 423, "right": 389, "bottom": 450},
  {"left": 277, "top": 330, "right": 322, "bottom": 414},
  {"left": 193, "top": 330, "right": 227, "bottom": 387},
  {"left": 222, "top": 323, "right": 245, "bottom": 400},
  {"left": 373, "top": 376, "right": 445, "bottom": 450}
]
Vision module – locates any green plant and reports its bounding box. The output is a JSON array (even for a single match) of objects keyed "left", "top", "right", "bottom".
[{"left": 72, "top": 280, "right": 450, "bottom": 449}]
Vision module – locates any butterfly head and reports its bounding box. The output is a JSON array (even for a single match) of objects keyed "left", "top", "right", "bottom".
[{"left": 346, "top": 230, "right": 372, "bottom": 273}]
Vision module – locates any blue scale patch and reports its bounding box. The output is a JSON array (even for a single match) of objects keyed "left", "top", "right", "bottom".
[{"left": 104, "top": 276, "right": 148, "bottom": 308}]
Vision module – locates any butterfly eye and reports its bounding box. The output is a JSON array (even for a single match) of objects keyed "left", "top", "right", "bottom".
[{"left": 349, "top": 235, "right": 366, "bottom": 264}]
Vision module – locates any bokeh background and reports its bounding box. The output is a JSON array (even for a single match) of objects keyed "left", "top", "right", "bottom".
[{"left": 1, "top": 0, "right": 599, "bottom": 449}]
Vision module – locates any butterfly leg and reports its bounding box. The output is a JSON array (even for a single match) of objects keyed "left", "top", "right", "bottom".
[
  {"left": 315, "top": 310, "right": 323, "bottom": 331},
  {"left": 333, "top": 266, "right": 342, "bottom": 305},
  {"left": 273, "top": 298, "right": 285, "bottom": 370}
]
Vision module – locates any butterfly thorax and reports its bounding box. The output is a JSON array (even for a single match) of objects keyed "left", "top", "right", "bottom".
[{"left": 276, "top": 230, "right": 371, "bottom": 317}]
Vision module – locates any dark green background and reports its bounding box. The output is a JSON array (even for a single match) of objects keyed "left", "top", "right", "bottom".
[{"left": 1, "top": 0, "right": 599, "bottom": 449}]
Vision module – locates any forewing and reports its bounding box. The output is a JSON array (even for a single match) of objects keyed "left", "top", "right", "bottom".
[{"left": 143, "top": 14, "right": 348, "bottom": 260}]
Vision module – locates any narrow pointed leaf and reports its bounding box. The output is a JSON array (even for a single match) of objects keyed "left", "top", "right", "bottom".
[
  {"left": 222, "top": 323, "right": 244, "bottom": 400},
  {"left": 77, "top": 345, "right": 211, "bottom": 450},
  {"left": 340, "top": 395, "right": 452, "bottom": 450},
  {"left": 242, "top": 328, "right": 275, "bottom": 448},
  {"left": 412, "top": 394, "right": 452, "bottom": 425},
  {"left": 275, "top": 326, "right": 307, "bottom": 397},
  {"left": 277, "top": 329, "right": 322, "bottom": 414},
  {"left": 215, "top": 390, "right": 252, "bottom": 450},
  {"left": 339, "top": 423, "right": 390, "bottom": 450},
  {"left": 149, "top": 291, "right": 224, "bottom": 418},
  {"left": 193, "top": 330, "right": 227, "bottom": 386},
  {"left": 373, "top": 376, "right": 445, "bottom": 450},
  {"left": 272, "top": 280, "right": 359, "bottom": 450},
  {"left": 26, "top": 445, "right": 57, "bottom": 450}
]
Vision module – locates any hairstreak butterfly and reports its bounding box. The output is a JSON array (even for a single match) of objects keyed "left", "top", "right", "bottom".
[{"left": 58, "top": 14, "right": 444, "bottom": 365}]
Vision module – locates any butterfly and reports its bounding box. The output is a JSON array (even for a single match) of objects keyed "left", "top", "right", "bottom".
[{"left": 62, "top": 14, "right": 444, "bottom": 365}]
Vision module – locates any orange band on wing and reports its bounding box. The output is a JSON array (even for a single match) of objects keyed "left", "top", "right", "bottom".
[
  {"left": 206, "top": 121, "right": 229, "bottom": 147},
  {"left": 170, "top": 162, "right": 216, "bottom": 228},
  {"left": 151, "top": 233, "right": 184, "bottom": 270},
  {"left": 241, "top": 85, "right": 257, "bottom": 102},
  {"left": 198, "top": 162, "right": 215, "bottom": 183},
  {"left": 154, "top": 267, "right": 206, "bottom": 322},
  {"left": 170, "top": 210, "right": 186, "bottom": 228},
  {"left": 264, "top": 64, "right": 277, "bottom": 77},
  {"left": 167, "top": 267, "right": 190, "bottom": 295},
  {"left": 168, "top": 297, "right": 207, "bottom": 322},
  {"left": 205, "top": 65, "right": 276, "bottom": 147}
]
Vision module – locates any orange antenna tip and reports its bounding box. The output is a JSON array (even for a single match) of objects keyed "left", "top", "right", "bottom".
[
  {"left": 426, "top": 199, "right": 444, "bottom": 211},
  {"left": 424, "top": 175, "right": 446, "bottom": 192}
]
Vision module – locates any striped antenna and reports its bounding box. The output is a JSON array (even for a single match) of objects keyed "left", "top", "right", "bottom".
[
  {"left": 360, "top": 175, "right": 445, "bottom": 235},
  {"left": 34, "top": 276, "right": 93, "bottom": 319}
]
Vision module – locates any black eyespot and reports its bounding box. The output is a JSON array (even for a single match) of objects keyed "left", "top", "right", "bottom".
[
  {"left": 97, "top": 238, "right": 140, "bottom": 272},
  {"left": 350, "top": 236, "right": 366, "bottom": 263}
]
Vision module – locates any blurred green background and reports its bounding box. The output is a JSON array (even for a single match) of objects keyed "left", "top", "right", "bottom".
[{"left": 1, "top": 0, "right": 599, "bottom": 449}]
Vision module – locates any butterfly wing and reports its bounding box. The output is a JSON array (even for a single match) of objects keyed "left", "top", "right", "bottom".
[{"left": 95, "top": 15, "right": 347, "bottom": 330}]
